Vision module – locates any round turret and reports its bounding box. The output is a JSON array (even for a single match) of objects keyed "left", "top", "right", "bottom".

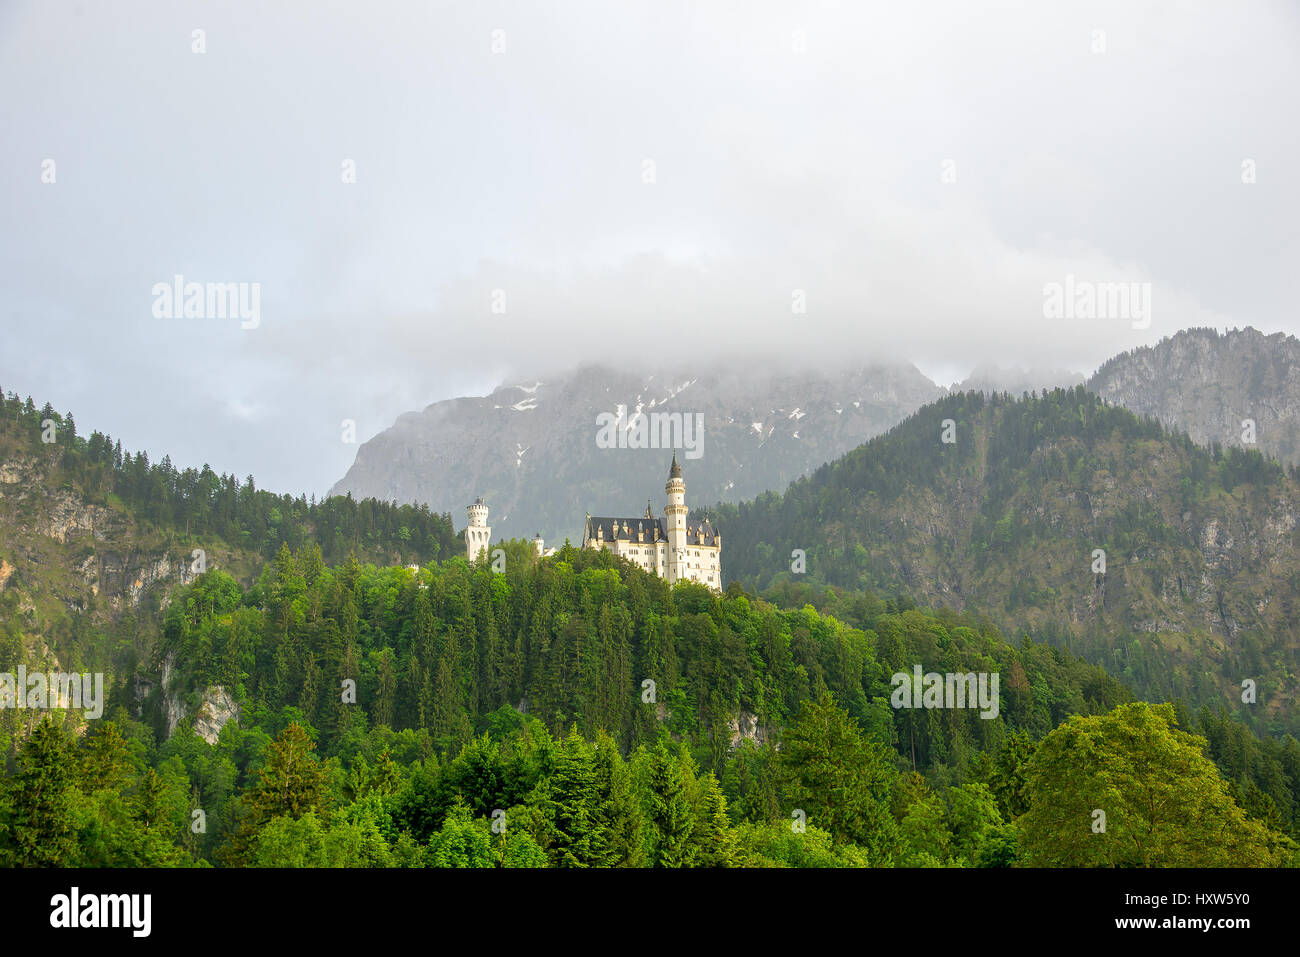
[
  {"left": 465, "top": 497, "right": 492, "bottom": 563},
  {"left": 467, "top": 497, "right": 489, "bottom": 528}
]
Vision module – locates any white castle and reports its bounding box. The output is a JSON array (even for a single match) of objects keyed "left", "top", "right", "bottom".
[{"left": 464, "top": 454, "right": 721, "bottom": 590}]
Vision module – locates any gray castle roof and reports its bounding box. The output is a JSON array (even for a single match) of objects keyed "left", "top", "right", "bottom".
[
  {"left": 585, "top": 516, "right": 667, "bottom": 543},
  {"left": 685, "top": 519, "right": 720, "bottom": 546},
  {"left": 584, "top": 515, "right": 720, "bottom": 546}
]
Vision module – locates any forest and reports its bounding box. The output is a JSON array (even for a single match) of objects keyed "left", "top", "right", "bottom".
[
  {"left": 716, "top": 386, "right": 1300, "bottom": 736},
  {"left": 1, "top": 385, "right": 1298, "bottom": 867},
  {"left": 0, "top": 388, "right": 462, "bottom": 567},
  {"left": 2, "top": 543, "right": 1295, "bottom": 867}
]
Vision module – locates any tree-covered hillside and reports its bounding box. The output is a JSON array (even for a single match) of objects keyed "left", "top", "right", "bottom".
[
  {"left": 3, "top": 385, "right": 1298, "bottom": 868},
  {"left": 3, "top": 547, "right": 1296, "bottom": 868},
  {"left": 1, "top": 388, "right": 461, "bottom": 565},
  {"left": 0, "top": 387, "right": 462, "bottom": 705},
  {"left": 716, "top": 387, "right": 1300, "bottom": 733},
  {"left": 146, "top": 542, "right": 1135, "bottom": 766}
]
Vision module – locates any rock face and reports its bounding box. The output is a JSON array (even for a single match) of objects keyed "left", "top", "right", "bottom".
[
  {"left": 1087, "top": 327, "right": 1300, "bottom": 467},
  {"left": 958, "top": 365, "right": 1085, "bottom": 396},
  {"left": 331, "top": 362, "right": 945, "bottom": 542},
  {"left": 193, "top": 687, "right": 240, "bottom": 745},
  {"left": 154, "top": 650, "right": 240, "bottom": 743},
  {"left": 0, "top": 451, "right": 206, "bottom": 614},
  {"left": 0, "top": 441, "right": 261, "bottom": 749},
  {"left": 159, "top": 653, "right": 186, "bottom": 738},
  {"left": 728, "top": 710, "right": 768, "bottom": 748}
]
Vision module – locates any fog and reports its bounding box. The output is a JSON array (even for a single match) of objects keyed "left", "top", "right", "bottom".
[{"left": 2, "top": 0, "right": 1296, "bottom": 493}]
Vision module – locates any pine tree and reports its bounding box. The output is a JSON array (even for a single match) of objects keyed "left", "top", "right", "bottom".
[
  {"left": 2, "top": 718, "right": 77, "bottom": 867},
  {"left": 79, "top": 721, "right": 132, "bottom": 795},
  {"left": 534, "top": 727, "right": 601, "bottom": 867},
  {"left": 298, "top": 652, "right": 321, "bottom": 727},
  {"left": 375, "top": 649, "right": 397, "bottom": 729},
  {"left": 637, "top": 744, "right": 697, "bottom": 867},
  {"left": 689, "top": 765, "right": 737, "bottom": 867},
  {"left": 590, "top": 731, "right": 644, "bottom": 866},
  {"left": 136, "top": 768, "right": 169, "bottom": 827},
  {"left": 777, "top": 691, "right": 900, "bottom": 858},
  {"left": 222, "top": 722, "right": 328, "bottom": 865},
  {"left": 369, "top": 749, "right": 401, "bottom": 797}
]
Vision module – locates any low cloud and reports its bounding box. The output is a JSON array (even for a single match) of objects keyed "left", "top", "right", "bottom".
[{"left": 1, "top": 0, "right": 1294, "bottom": 495}]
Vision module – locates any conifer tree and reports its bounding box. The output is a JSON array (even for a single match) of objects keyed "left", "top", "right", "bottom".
[
  {"left": 637, "top": 744, "right": 697, "bottom": 867},
  {"left": 222, "top": 722, "right": 328, "bottom": 865},
  {"left": 590, "top": 732, "right": 644, "bottom": 867},
  {"left": 2, "top": 718, "right": 77, "bottom": 867},
  {"left": 777, "top": 691, "right": 899, "bottom": 859},
  {"left": 375, "top": 649, "right": 397, "bottom": 729},
  {"left": 79, "top": 721, "right": 133, "bottom": 795},
  {"left": 533, "top": 728, "right": 601, "bottom": 867},
  {"left": 689, "top": 765, "right": 737, "bottom": 867}
]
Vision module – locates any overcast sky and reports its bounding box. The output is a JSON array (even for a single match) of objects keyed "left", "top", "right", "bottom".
[{"left": 2, "top": 0, "right": 1297, "bottom": 496}]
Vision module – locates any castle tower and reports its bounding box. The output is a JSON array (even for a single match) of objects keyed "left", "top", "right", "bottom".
[
  {"left": 465, "top": 497, "right": 491, "bottom": 563},
  {"left": 664, "top": 453, "right": 687, "bottom": 583},
  {"left": 532, "top": 532, "right": 545, "bottom": 557}
]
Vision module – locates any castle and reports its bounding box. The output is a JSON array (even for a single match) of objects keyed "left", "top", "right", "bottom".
[
  {"left": 582, "top": 453, "right": 721, "bottom": 588},
  {"left": 464, "top": 454, "right": 721, "bottom": 590}
]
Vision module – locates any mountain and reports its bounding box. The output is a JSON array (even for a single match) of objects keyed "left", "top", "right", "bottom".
[
  {"left": 5, "top": 385, "right": 1299, "bottom": 869},
  {"left": 329, "top": 327, "right": 1298, "bottom": 551},
  {"left": 1087, "top": 327, "right": 1300, "bottom": 467},
  {"left": 329, "top": 362, "right": 944, "bottom": 542},
  {"left": 0, "top": 393, "right": 460, "bottom": 742},
  {"left": 956, "top": 364, "right": 1085, "bottom": 396},
  {"left": 717, "top": 387, "right": 1300, "bottom": 732}
]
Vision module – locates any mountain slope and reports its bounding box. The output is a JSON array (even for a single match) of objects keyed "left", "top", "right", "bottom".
[
  {"left": 329, "top": 362, "right": 944, "bottom": 542},
  {"left": 956, "top": 364, "right": 1085, "bottom": 396},
  {"left": 330, "top": 327, "right": 1300, "bottom": 550},
  {"left": 1087, "top": 326, "right": 1300, "bottom": 467},
  {"left": 717, "top": 387, "right": 1300, "bottom": 731},
  {"left": 0, "top": 392, "right": 461, "bottom": 742}
]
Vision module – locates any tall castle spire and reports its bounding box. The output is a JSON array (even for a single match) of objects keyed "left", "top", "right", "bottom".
[{"left": 665, "top": 452, "right": 687, "bottom": 584}]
